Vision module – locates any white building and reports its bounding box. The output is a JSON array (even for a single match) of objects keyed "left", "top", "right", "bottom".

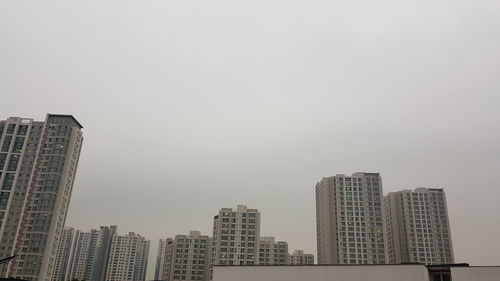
[
  {"left": 155, "top": 238, "right": 173, "bottom": 280},
  {"left": 384, "top": 188, "right": 454, "bottom": 264},
  {"left": 0, "top": 115, "right": 84, "bottom": 281},
  {"left": 52, "top": 226, "right": 149, "bottom": 281},
  {"left": 258, "top": 237, "right": 288, "bottom": 265},
  {"left": 212, "top": 264, "right": 500, "bottom": 281},
  {"left": 211, "top": 205, "right": 260, "bottom": 279},
  {"left": 315, "top": 172, "right": 385, "bottom": 265},
  {"left": 53, "top": 227, "right": 77, "bottom": 281},
  {"left": 289, "top": 250, "right": 314, "bottom": 265},
  {"left": 68, "top": 229, "right": 99, "bottom": 281},
  {"left": 105, "top": 232, "right": 150, "bottom": 281},
  {"left": 155, "top": 231, "right": 211, "bottom": 281}
]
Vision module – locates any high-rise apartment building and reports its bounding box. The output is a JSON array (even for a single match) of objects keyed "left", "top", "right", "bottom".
[
  {"left": 90, "top": 225, "right": 117, "bottom": 281},
  {"left": 105, "top": 232, "right": 150, "bottom": 281},
  {"left": 288, "top": 250, "right": 315, "bottom": 265},
  {"left": 258, "top": 236, "right": 288, "bottom": 265},
  {"left": 315, "top": 172, "right": 385, "bottom": 265},
  {"left": 211, "top": 205, "right": 261, "bottom": 268},
  {"left": 69, "top": 229, "right": 99, "bottom": 281},
  {"left": 155, "top": 231, "right": 211, "bottom": 281},
  {"left": 384, "top": 188, "right": 454, "bottom": 265},
  {"left": 0, "top": 114, "right": 84, "bottom": 281},
  {"left": 155, "top": 238, "right": 173, "bottom": 281},
  {"left": 53, "top": 227, "right": 77, "bottom": 281},
  {"left": 52, "top": 226, "right": 149, "bottom": 281}
]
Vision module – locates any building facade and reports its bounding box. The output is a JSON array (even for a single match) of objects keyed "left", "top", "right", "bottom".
[
  {"left": 315, "top": 172, "right": 385, "bottom": 265},
  {"left": 155, "top": 231, "right": 211, "bottom": 281},
  {"left": 0, "top": 114, "right": 84, "bottom": 281},
  {"left": 211, "top": 205, "right": 261, "bottom": 267},
  {"left": 52, "top": 226, "right": 149, "bottom": 281},
  {"left": 258, "top": 237, "right": 288, "bottom": 265},
  {"left": 105, "top": 232, "right": 150, "bottom": 281},
  {"left": 53, "top": 227, "right": 77, "bottom": 281},
  {"left": 288, "top": 250, "right": 314, "bottom": 265},
  {"left": 68, "top": 229, "right": 99, "bottom": 281},
  {"left": 90, "top": 225, "right": 118, "bottom": 281},
  {"left": 384, "top": 188, "right": 454, "bottom": 264},
  {"left": 155, "top": 238, "right": 173, "bottom": 281}
]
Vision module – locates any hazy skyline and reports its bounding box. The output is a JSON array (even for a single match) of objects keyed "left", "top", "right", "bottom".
[{"left": 1, "top": 0, "right": 499, "bottom": 279}]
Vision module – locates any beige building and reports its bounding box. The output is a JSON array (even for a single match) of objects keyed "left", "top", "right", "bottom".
[
  {"left": 155, "top": 238, "right": 174, "bottom": 280},
  {"left": 288, "top": 250, "right": 314, "bottom": 265},
  {"left": 68, "top": 229, "right": 99, "bottom": 281},
  {"left": 104, "top": 232, "right": 150, "bottom": 281},
  {"left": 384, "top": 188, "right": 454, "bottom": 264},
  {"left": 53, "top": 227, "right": 77, "bottom": 281},
  {"left": 0, "top": 115, "right": 84, "bottom": 281},
  {"left": 315, "top": 172, "right": 385, "bottom": 265},
  {"left": 211, "top": 205, "right": 260, "bottom": 278},
  {"left": 258, "top": 236, "right": 288, "bottom": 265},
  {"left": 155, "top": 231, "right": 211, "bottom": 281},
  {"left": 52, "top": 226, "right": 149, "bottom": 281}
]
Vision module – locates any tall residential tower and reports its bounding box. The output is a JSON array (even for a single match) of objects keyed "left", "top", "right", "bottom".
[
  {"left": 0, "top": 114, "right": 84, "bottom": 281},
  {"left": 315, "top": 172, "right": 385, "bottom": 265},
  {"left": 52, "top": 226, "right": 150, "bottom": 281},
  {"left": 258, "top": 236, "right": 288, "bottom": 265},
  {"left": 210, "top": 205, "right": 260, "bottom": 279},
  {"left": 288, "top": 250, "right": 315, "bottom": 265},
  {"left": 154, "top": 231, "right": 211, "bottom": 281},
  {"left": 384, "top": 188, "right": 454, "bottom": 264}
]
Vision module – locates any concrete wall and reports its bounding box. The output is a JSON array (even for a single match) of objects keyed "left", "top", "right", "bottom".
[
  {"left": 451, "top": 267, "right": 500, "bottom": 281},
  {"left": 213, "top": 265, "right": 430, "bottom": 281}
]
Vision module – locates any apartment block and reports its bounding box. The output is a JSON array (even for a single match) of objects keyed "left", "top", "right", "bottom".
[
  {"left": 0, "top": 114, "right": 84, "bottom": 281},
  {"left": 315, "top": 172, "right": 385, "bottom": 265},
  {"left": 90, "top": 225, "right": 118, "bottom": 281},
  {"left": 384, "top": 188, "right": 454, "bottom": 264},
  {"left": 52, "top": 226, "right": 149, "bottom": 281},
  {"left": 288, "top": 250, "right": 315, "bottom": 265},
  {"left": 211, "top": 205, "right": 261, "bottom": 268},
  {"left": 155, "top": 231, "right": 211, "bottom": 281},
  {"left": 68, "top": 229, "right": 99, "bottom": 281},
  {"left": 155, "top": 238, "right": 173, "bottom": 281},
  {"left": 53, "top": 227, "right": 77, "bottom": 281},
  {"left": 258, "top": 236, "right": 289, "bottom": 265},
  {"left": 105, "top": 232, "right": 150, "bottom": 281}
]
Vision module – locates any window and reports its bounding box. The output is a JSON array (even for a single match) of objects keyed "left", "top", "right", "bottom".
[
  {"left": 18, "top": 125, "right": 28, "bottom": 135},
  {"left": 7, "top": 155, "right": 19, "bottom": 171},
  {"left": 0, "top": 153, "right": 7, "bottom": 169},
  {"left": 2, "top": 136, "right": 12, "bottom": 152},
  {"left": 6, "top": 124, "right": 15, "bottom": 134}
]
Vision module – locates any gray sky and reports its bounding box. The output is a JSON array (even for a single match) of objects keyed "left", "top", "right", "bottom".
[{"left": 1, "top": 0, "right": 500, "bottom": 278}]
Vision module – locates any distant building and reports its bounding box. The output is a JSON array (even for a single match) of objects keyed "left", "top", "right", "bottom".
[
  {"left": 288, "top": 250, "right": 314, "bottom": 265},
  {"left": 90, "top": 225, "right": 118, "bottom": 281},
  {"left": 52, "top": 226, "right": 149, "bottom": 281},
  {"left": 258, "top": 237, "right": 288, "bottom": 265},
  {"left": 69, "top": 229, "right": 99, "bottom": 281},
  {"left": 211, "top": 205, "right": 260, "bottom": 278},
  {"left": 0, "top": 115, "right": 84, "bottom": 281},
  {"left": 105, "top": 232, "right": 149, "bottom": 281},
  {"left": 154, "top": 231, "right": 211, "bottom": 281},
  {"left": 315, "top": 172, "right": 385, "bottom": 265},
  {"left": 155, "top": 238, "right": 173, "bottom": 281},
  {"left": 53, "top": 228, "right": 77, "bottom": 281},
  {"left": 384, "top": 188, "right": 454, "bottom": 264}
]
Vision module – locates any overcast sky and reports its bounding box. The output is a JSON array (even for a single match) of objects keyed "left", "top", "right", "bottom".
[{"left": 1, "top": 0, "right": 500, "bottom": 278}]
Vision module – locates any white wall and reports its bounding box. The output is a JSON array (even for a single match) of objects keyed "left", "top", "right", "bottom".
[
  {"left": 451, "top": 267, "right": 500, "bottom": 281},
  {"left": 213, "top": 265, "right": 430, "bottom": 281}
]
